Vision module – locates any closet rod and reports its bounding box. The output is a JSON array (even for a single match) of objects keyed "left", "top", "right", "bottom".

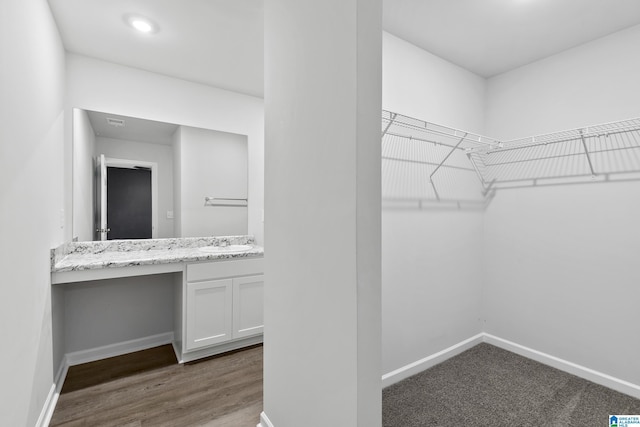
[
  {"left": 488, "top": 172, "right": 640, "bottom": 190},
  {"left": 383, "top": 197, "right": 489, "bottom": 207},
  {"left": 487, "top": 171, "right": 623, "bottom": 186},
  {"left": 382, "top": 156, "right": 475, "bottom": 172}
]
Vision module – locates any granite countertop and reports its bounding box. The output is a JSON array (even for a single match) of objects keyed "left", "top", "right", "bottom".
[{"left": 51, "top": 236, "right": 264, "bottom": 273}]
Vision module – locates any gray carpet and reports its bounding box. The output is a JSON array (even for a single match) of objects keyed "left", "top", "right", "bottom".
[{"left": 383, "top": 343, "right": 640, "bottom": 426}]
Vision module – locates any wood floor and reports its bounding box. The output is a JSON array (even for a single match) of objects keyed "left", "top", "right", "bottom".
[{"left": 50, "top": 344, "right": 263, "bottom": 427}]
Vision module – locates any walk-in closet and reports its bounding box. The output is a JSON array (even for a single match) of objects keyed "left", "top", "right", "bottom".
[{"left": 381, "top": 21, "right": 640, "bottom": 423}]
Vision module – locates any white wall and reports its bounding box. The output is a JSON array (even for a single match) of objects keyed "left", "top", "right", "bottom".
[
  {"left": 484, "top": 24, "right": 640, "bottom": 386},
  {"left": 486, "top": 24, "right": 640, "bottom": 139},
  {"left": 63, "top": 275, "right": 175, "bottom": 353},
  {"left": 176, "top": 126, "right": 248, "bottom": 237},
  {"left": 0, "top": 0, "right": 66, "bottom": 425},
  {"left": 263, "top": 1, "right": 382, "bottom": 425},
  {"left": 381, "top": 32, "right": 486, "bottom": 375},
  {"left": 95, "top": 136, "right": 175, "bottom": 239},
  {"left": 72, "top": 109, "right": 96, "bottom": 241},
  {"left": 65, "top": 53, "right": 264, "bottom": 245},
  {"left": 382, "top": 32, "right": 485, "bottom": 133}
]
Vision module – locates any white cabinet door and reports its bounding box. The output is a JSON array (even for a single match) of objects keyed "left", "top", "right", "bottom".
[
  {"left": 232, "top": 275, "right": 264, "bottom": 339},
  {"left": 186, "top": 278, "right": 233, "bottom": 351}
]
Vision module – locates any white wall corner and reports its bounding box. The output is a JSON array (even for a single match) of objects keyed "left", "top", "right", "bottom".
[
  {"left": 381, "top": 333, "right": 484, "bottom": 388},
  {"left": 258, "top": 411, "right": 275, "bottom": 427}
]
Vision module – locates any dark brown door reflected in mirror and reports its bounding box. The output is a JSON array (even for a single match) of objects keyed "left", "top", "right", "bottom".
[{"left": 106, "top": 166, "right": 152, "bottom": 240}]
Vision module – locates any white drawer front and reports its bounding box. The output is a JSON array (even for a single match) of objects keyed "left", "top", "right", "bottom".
[{"left": 186, "top": 257, "right": 264, "bottom": 282}]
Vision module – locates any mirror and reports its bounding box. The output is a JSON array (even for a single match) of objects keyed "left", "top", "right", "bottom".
[{"left": 72, "top": 108, "right": 248, "bottom": 241}]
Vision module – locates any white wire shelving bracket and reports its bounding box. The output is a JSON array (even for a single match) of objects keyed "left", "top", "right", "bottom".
[
  {"left": 381, "top": 110, "right": 640, "bottom": 209},
  {"left": 381, "top": 110, "right": 497, "bottom": 209}
]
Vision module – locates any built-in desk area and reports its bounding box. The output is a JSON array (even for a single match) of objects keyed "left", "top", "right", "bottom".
[{"left": 51, "top": 236, "right": 264, "bottom": 366}]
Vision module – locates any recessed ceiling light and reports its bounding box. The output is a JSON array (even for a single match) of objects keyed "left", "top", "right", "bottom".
[
  {"left": 124, "top": 14, "right": 159, "bottom": 34},
  {"left": 132, "top": 19, "right": 153, "bottom": 33}
]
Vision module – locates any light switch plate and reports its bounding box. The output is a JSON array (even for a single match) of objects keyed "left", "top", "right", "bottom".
[{"left": 167, "top": 210, "right": 174, "bottom": 219}]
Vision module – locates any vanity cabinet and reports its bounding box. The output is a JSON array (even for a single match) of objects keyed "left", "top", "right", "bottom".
[
  {"left": 232, "top": 275, "right": 264, "bottom": 339},
  {"left": 185, "top": 278, "right": 233, "bottom": 350},
  {"left": 175, "top": 257, "right": 264, "bottom": 362},
  {"left": 51, "top": 237, "right": 264, "bottom": 367}
]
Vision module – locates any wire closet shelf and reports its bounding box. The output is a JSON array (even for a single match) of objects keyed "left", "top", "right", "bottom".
[{"left": 381, "top": 110, "right": 640, "bottom": 208}]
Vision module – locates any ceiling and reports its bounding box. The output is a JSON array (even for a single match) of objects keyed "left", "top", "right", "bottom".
[
  {"left": 383, "top": 0, "right": 640, "bottom": 78},
  {"left": 48, "top": 0, "right": 264, "bottom": 97},
  {"left": 87, "top": 110, "right": 178, "bottom": 145},
  {"left": 48, "top": 0, "right": 640, "bottom": 97}
]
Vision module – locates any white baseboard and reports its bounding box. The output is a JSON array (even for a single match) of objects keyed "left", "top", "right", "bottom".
[
  {"left": 258, "top": 411, "right": 274, "bottom": 427},
  {"left": 382, "top": 333, "right": 484, "bottom": 388},
  {"left": 175, "top": 335, "right": 263, "bottom": 364},
  {"left": 65, "top": 332, "right": 174, "bottom": 366},
  {"left": 36, "top": 357, "right": 69, "bottom": 427},
  {"left": 40, "top": 332, "right": 640, "bottom": 426},
  {"left": 382, "top": 332, "right": 640, "bottom": 399},
  {"left": 483, "top": 333, "right": 640, "bottom": 400},
  {"left": 35, "top": 383, "right": 55, "bottom": 427}
]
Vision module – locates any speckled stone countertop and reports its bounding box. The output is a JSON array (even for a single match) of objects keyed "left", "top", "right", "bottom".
[{"left": 51, "top": 236, "right": 264, "bottom": 273}]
